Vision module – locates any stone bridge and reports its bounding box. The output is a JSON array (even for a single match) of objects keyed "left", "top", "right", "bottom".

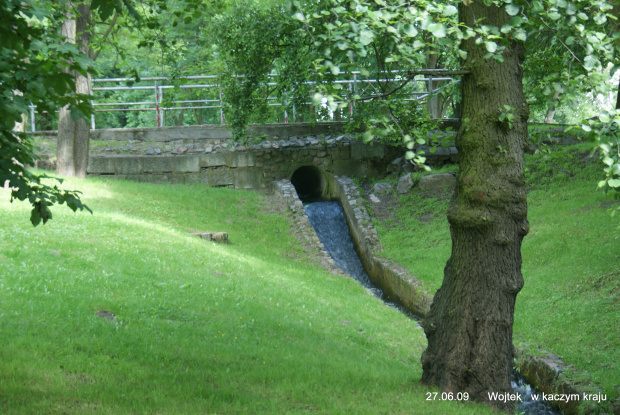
[{"left": 35, "top": 122, "right": 459, "bottom": 197}]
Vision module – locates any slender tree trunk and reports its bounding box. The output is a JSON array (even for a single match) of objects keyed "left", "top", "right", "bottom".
[
  {"left": 425, "top": 53, "right": 443, "bottom": 118},
  {"left": 12, "top": 90, "right": 27, "bottom": 133},
  {"left": 545, "top": 90, "right": 561, "bottom": 123},
  {"left": 616, "top": 77, "right": 620, "bottom": 110},
  {"left": 421, "top": 2, "right": 529, "bottom": 412},
  {"left": 57, "top": 1, "right": 91, "bottom": 178}
]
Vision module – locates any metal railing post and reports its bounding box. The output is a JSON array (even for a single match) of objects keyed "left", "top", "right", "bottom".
[
  {"left": 219, "top": 84, "right": 225, "bottom": 124},
  {"left": 160, "top": 87, "right": 165, "bottom": 126},
  {"left": 155, "top": 81, "right": 160, "bottom": 127},
  {"left": 91, "top": 100, "right": 96, "bottom": 129},
  {"left": 348, "top": 81, "right": 353, "bottom": 119},
  {"left": 284, "top": 89, "right": 288, "bottom": 123},
  {"left": 428, "top": 75, "right": 436, "bottom": 118},
  {"left": 352, "top": 73, "right": 358, "bottom": 119},
  {"left": 29, "top": 104, "right": 35, "bottom": 132}
]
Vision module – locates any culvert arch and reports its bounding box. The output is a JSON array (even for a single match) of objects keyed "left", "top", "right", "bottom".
[{"left": 290, "top": 165, "right": 326, "bottom": 202}]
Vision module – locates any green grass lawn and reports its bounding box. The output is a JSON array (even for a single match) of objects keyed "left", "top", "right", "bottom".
[
  {"left": 0, "top": 177, "right": 495, "bottom": 414},
  {"left": 372, "top": 143, "right": 619, "bottom": 404}
]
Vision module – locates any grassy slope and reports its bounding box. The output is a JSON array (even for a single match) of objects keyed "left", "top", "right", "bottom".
[
  {"left": 372, "top": 143, "right": 619, "bottom": 403},
  {"left": 0, "top": 177, "right": 494, "bottom": 414}
]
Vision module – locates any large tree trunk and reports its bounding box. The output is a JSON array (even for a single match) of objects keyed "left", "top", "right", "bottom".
[
  {"left": 421, "top": 2, "right": 529, "bottom": 412},
  {"left": 57, "top": 1, "right": 91, "bottom": 178}
]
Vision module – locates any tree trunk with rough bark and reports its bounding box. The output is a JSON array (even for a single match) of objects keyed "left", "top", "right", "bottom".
[
  {"left": 421, "top": 2, "right": 529, "bottom": 412},
  {"left": 57, "top": 1, "right": 91, "bottom": 178}
]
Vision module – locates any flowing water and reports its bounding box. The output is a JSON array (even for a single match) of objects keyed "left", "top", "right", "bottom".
[{"left": 304, "top": 200, "right": 562, "bottom": 415}]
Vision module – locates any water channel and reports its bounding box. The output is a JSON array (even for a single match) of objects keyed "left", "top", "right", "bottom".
[{"left": 304, "top": 200, "right": 561, "bottom": 415}]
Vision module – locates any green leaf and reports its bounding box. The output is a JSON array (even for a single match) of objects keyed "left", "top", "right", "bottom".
[
  {"left": 427, "top": 23, "right": 446, "bottom": 38},
  {"left": 30, "top": 208, "right": 41, "bottom": 227},
  {"left": 548, "top": 11, "right": 561, "bottom": 20},
  {"left": 312, "top": 93, "right": 323, "bottom": 106},
  {"left": 608, "top": 179, "right": 620, "bottom": 188},
  {"left": 593, "top": 13, "right": 607, "bottom": 25},
  {"left": 506, "top": 4, "right": 520, "bottom": 16},
  {"left": 359, "top": 29, "right": 374, "bottom": 45},
  {"left": 485, "top": 41, "right": 498, "bottom": 53},
  {"left": 509, "top": 16, "right": 523, "bottom": 27},
  {"left": 532, "top": 1, "right": 544, "bottom": 12},
  {"left": 583, "top": 55, "right": 599, "bottom": 71},
  {"left": 404, "top": 24, "right": 418, "bottom": 37},
  {"left": 443, "top": 5, "right": 458, "bottom": 16},
  {"left": 410, "top": 40, "right": 424, "bottom": 51},
  {"left": 514, "top": 28, "right": 527, "bottom": 41}
]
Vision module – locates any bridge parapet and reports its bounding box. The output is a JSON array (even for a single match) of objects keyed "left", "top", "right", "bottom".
[{"left": 33, "top": 122, "right": 459, "bottom": 190}]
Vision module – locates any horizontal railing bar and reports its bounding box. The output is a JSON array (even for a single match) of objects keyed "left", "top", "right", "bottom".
[{"left": 95, "top": 108, "right": 157, "bottom": 112}]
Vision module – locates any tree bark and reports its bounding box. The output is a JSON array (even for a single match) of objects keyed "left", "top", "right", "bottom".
[
  {"left": 57, "top": 1, "right": 91, "bottom": 178},
  {"left": 421, "top": 2, "right": 529, "bottom": 412}
]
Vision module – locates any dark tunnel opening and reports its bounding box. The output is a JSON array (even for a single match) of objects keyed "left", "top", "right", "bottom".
[{"left": 290, "top": 166, "right": 325, "bottom": 203}]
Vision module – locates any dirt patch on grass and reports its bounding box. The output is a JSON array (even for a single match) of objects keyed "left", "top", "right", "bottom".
[{"left": 358, "top": 181, "right": 400, "bottom": 227}]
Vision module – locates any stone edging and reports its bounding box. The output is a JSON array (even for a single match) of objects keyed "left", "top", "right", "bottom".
[
  {"left": 514, "top": 350, "right": 617, "bottom": 415},
  {"left": 330, "top": 176, "right": 432, "bottom": 317}
]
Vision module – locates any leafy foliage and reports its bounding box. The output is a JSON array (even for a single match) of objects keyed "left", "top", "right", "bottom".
[
  {"left": 0, "top": 0, "right": 93, "bottom": 225},
  {"left": 570, "top": 109, "right": 620, "bottom": 210},
  {"left": 210, "top": 1, "right": 313, "bottom": 140},
  {"left": 288, "top": 0, "right": 618, "bottom": 159}
]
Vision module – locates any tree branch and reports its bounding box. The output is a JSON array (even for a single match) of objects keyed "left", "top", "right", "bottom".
[{"left": 92, "top": 11, "right": 119, "bottom": 61}]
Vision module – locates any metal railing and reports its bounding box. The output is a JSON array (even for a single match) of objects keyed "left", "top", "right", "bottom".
[{"left": 27, "top": 71, "right": 458, "bottom": 132}]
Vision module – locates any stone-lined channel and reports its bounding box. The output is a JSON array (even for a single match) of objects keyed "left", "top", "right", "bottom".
[
  {"left": 304, "top": 199, "right": 559, "bottom": 415},
  {"left": 275, "top": 176, "right": 562, "bottom": 415}
]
